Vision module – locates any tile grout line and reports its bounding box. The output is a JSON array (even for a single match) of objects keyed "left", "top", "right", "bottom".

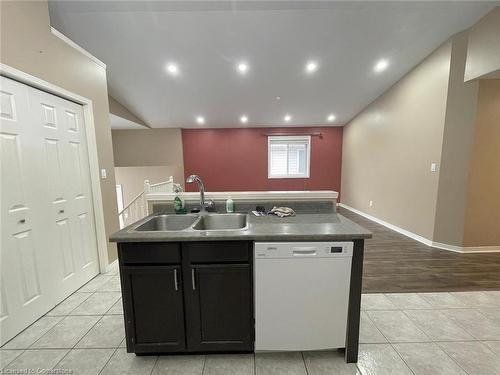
[
  {"left": 434, "top": 341, "right": 473, "bottom": 375},
  {"left": 73, "top": 314, "right": 115, "bottom": 349},
  {"left": 438, "top": 308, "right": 500, "bottom": 341},
  {"left": 59, "top": 289, "right": 97, "bottom": 316},
  {"left": 1, "top": 315, "right": 65, "bottom": 350},
  {"left": 28, "top": 313, "right": 103, "bottom": 350},
  {"left": 69, "top": 293, "right": 121, "bottom": 317},
  {"left": 50, "top": 311, "right": 107, "bottom": 370},
  {"left": 398, "top": 309, "right": 433, "bottom": 342},
  {"left": 388, "top": 342, "right": 417, "bottom": 375},
  {"left": 363, "top": 310, "right": 394, "bottom": 344},
  {"left": 1, "top": 348, "right": 27, "bottom": 369},
  {"left": 361, "top": 312, "right": 417, "bottom": 374},
  {"left": 149, "top": 354, "right": 160, "bottom": 375},
  {"left": 12, "top": 274, "right": 122, "bottom": 352},
  {"left": 301, "top": 352, "right": 309, "bottom": 375},
  {"left": 201, "top": 354, "right": 207, "bottom": 375},
  {"left": 360, "top": 310, "right": 387, "bottom": 344},
  {"left": 97, "top": 346, "right": 119, "bottom": 375}
]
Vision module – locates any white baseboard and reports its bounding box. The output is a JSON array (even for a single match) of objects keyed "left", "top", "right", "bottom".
[
  {"left": 106, "top": 259, "right": 118, "bottom": 273},
  {"left": 338, "top": 203, "right": 500, "bottom": 253}
]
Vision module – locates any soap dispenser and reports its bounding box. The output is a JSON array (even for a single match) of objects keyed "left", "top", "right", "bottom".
[
  {"left": 226, "top": 197, "right": 234, "bottom": 213},
  {"left": 173, "top": 183, "right": 186, "bottom": 214}
]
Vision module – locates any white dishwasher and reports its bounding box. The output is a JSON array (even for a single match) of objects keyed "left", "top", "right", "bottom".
[{"left": 254, "top": 241, "right": 353, "bottom": 351}]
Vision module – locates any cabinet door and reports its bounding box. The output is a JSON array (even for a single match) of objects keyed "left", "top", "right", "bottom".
[
  {"left": 185, "top": 264, "right": 253, "bottom": 351},
  {"left": 121, "top": 266, "right": 185, "bottom": 353}
]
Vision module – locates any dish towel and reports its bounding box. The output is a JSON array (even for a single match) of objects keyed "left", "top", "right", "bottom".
[{"left": 268, "top": 206, "right": 296, "bottom": 218}]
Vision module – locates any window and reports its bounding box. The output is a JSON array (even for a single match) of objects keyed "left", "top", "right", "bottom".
[{"left": 268, "top": 135, "right": 311, "bottom": 178}]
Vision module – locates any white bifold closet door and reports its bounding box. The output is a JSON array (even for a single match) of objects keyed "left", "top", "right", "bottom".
[{"left": 0, "top": 76, "right": 99, "bottom": 345}]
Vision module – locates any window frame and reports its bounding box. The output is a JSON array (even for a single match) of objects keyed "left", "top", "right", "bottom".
[{"left": 267, "top": 135, "right": 311, "bottom": 179}]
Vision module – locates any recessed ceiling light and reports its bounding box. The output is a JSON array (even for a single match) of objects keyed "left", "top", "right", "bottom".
[
  {"left": 374, "top": 59, "right": 389, "bottom": 73},
  {"left": 284, "top": 114, "right": 292, "bottom": 122},
  {"left": 305, "top": 61, "right": 318, "bottom": 73},
  {"left": 327, "top": 114, "right": 336, "bottom": 122},
  {"left": 196, "top": 116, "right": 205, "bottom": 125},
  {"left": 240, "top": 115, "right": 248, "bottom": 124},
  {"left": 166, "top": 63, "right": 179, "bottom": 76},
  {"left": 237, "top": 62, "right": 249, "bottom": 74}
]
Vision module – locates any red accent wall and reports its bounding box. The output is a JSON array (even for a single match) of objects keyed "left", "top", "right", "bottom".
[{"left": 181, "top": 127, "right": 343, "bottom": 193}]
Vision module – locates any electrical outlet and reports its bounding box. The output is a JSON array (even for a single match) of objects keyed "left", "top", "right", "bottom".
[
  {"left": 369, "top": 200, "right": 373, "bottom": 207},
  {"left": 430, "top": 163, "right": 438, "bottom": 172}
]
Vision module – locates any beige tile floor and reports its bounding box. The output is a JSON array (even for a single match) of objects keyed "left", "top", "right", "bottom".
[{"left": 1, "top": 262, "right": 500, "bottom": 375}]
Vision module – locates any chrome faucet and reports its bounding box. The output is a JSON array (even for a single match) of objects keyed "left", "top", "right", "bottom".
[{"left": 186, "top": 175, "right": 214, "bottom": 213}]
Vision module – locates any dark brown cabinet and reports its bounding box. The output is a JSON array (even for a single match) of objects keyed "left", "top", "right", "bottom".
[
  {"left": 185, "top": 264, "right": 253, "bottom": 351},
  {"left": 121, "top": 266, "right": 185, "bottom": 353},
  {"left": 118, "top": 241, "right": 254, "bottom": 354}
]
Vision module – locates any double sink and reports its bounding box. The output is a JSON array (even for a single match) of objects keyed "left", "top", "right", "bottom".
[{"left": 132, "top": 213, "right": 248, "bottom": 232}]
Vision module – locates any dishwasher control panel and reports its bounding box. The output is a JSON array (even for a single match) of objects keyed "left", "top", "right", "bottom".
[
  {"left": 254, "top": 241, "right": 353, "bottom": 258},
  {"left": 330, "top": 246, "right": 344, "bottom": 253}
]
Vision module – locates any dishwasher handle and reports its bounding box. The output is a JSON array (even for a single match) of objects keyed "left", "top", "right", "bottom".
[{"left": 292, "top": 247, "right": 317, "bottom": 256}]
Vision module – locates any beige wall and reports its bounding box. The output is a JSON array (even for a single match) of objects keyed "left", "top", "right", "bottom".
[
  {"left": 463, "top": 80, "right": 500, "bottom": 246},
  {"left": 112, "top": 129, "right": 185, "bottom": 193},
  {"left": 465, "top": 7, "right": 500, "bottom": 81},
  {"left": 112, "top": 128, "right": 184, "bottom": 167},
  {"left": 341, "top": 41, "right": 452, "bottom": 240},
  {"left": 109, "top": 96, "right": 149, "bottom": 128},
  {"left": 0, "top": 1, "right": 119, "bottom": 262},
  {"left": 433, "top": 32, "right": 479, "bottom": 246},
  {"left": 342, "top": 27, "right": 499, "bottom": 248}
]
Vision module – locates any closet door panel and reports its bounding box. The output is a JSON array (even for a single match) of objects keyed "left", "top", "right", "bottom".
[
  {"left": 33, "top": 89, "right": 80, "bottom": 298},
  {"left": 1, "top": 76, "right": 100, "bottom": 344},
  {"left": 63, "top": 101, "right": 99, "bottom": 277},
  {"left": 0, "top": 76, "right": 53, "bottom": 345},
  {"left": 30, "top": 88, "right": 99, "bottom": 301},
  {"left": 63, "top": 100, "right": 99, "bottom": 280}
]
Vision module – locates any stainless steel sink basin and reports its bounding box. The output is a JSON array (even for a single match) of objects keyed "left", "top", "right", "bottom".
[
  {"left": 134, "top": 214, "right": 199, "bottom": 231},
  {"left": 192, "top": 213, "right": 248, "bottom": 231}
]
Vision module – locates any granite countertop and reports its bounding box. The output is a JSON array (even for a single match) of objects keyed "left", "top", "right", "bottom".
[{"left": 109, "top": 211, "right": 372, "bottom": 243}]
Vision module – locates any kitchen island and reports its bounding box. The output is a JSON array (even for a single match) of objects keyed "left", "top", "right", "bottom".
[{"left": 110, "top": 208, "right": 371, "bottom": 363}]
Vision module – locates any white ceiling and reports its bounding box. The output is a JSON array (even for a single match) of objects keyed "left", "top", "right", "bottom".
[{"left": 48, "top": 1, "right": 497, "bottom": 128}]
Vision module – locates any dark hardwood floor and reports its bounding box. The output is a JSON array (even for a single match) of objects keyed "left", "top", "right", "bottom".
[{"left": 337, "top": 207, "right": 500, "bottom": 293}]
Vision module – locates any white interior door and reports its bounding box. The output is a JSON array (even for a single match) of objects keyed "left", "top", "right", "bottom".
[
  {"left": 0, "top": 77, "right": 54, "bottom": 343},
  {"left": 0, "top": 76, "right": 99, "bottom": 344},
  {"left": 29, "top": 87, "right": 99, "bottom": 301}
]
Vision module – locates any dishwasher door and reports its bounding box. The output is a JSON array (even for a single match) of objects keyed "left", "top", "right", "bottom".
[{"left": 254, "top": 242, "right": 353, "bottom": 351}]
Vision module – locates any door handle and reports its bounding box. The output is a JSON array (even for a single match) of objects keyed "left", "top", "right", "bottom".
[
  {"left": 174, "top": 269, "right": 178, "bottom": 291},
  {"left": 191, "top": 268, "right": 196, "bottom": 290},
  {"left": 18, "top": 219, "right": 26, "bottom": 224},
  {"left": 292, "top": 247, "right": 317, "bottom": 256},
  {"left": 59, "top": 209, "right": 65, "bottom": 214}
]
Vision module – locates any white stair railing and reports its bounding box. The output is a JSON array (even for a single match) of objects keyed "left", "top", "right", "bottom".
[
  {"left": 147, "top": 176, "right": 174, "bottom": 194},
  {"left": 118, "top": 176, "right": 174, "bottom": 228}
]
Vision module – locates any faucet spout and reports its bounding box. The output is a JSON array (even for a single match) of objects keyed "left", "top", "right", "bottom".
[{"left": 186, "top": 174, "right": 206, "bottom": 212}]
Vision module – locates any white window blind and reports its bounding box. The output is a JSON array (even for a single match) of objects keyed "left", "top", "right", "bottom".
[{"left": 268, "top": 136, "right": 311, "bottom": 178}]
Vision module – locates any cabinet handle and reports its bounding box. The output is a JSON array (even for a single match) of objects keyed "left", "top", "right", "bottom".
[
  {"left": 173, "top": 269, "right": 178, "bottom": 291},
  {"left": 191, "top": 268, "right": 196, "bottom": 290}
]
